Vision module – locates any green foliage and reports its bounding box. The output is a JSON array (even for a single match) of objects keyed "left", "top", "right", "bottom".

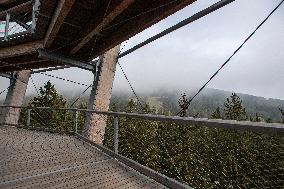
[
  {"left": 266, "top": 117, "right": 272, "bottom": 123},
  {"left": 127, "top": 99, "right": 138, "bottom": 113},
  {"left": 255, "top": 113, "right": 261, "bottom": 122},
  {"left": 224, "top": 93, "right": 247, "bottom": 120},
  {"left": 211, "top": 107, "right": 222, "bottom": 119},
  {"left": 76, "top": 102, "right": 87, "bottom": 133},
  {"left": 28, "top": 81, "right": 67, "bottom": 108},
  {"left": 104, "top": 100, "right": 161, "bottom": 170},
  {"left": 178, "top": 93, "right": 190, "bottom": 117},
  {"left": 279, "top": 108, "right": 284, "bottom": 123},
  {"left": 20, "top": 81, "right": 73, "bottom": 132},
  {"left": 103, "top": 95, "right": 283, "bottom": 188}
]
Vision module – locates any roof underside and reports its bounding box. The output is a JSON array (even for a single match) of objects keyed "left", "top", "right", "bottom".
[{"left": 0, "top": 0, "right": 196, "bottom": 72}]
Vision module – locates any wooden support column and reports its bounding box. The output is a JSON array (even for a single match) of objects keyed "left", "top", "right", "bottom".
[
  {"left": 84, "top": 45, "right": 120, "bottom": 144},
  {"left": 0, "top": 70, "right": 31, "bottom": 126}
]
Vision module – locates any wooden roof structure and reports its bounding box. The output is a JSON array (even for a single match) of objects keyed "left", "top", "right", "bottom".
[{"left": 0, "top": 0, "right": 196, "bottom": 72}]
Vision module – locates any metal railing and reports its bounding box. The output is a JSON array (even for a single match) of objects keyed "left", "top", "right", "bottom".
[{"left": 0, "top": 105, "right": 283, "bottom": 188}]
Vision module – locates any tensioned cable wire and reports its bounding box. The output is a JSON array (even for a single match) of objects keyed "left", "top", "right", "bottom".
[
  {"left": 117, "top": 41, "right": 145, "bottom": 111},
  {"left": 0, "top": 59, "right": 90, "bottom": 101},
  {"left": 2, "top": 39, "right": 88, "bottom": 105},
  {"left": 0, "top": 85, "right": 12, "bottom": 96},
  {"left": 37, "top": 72, "right": 89, "bottom": 87},
  {"left": 69, "top": 84, "right": 92, "bottom": 107},
  {"left": 117, "top": 61, "right": 144, "bottom": 110},
  {"left": 177, "top": 0, "right": 284, "bottom": 115},
  {"left": 30, "top": 76, "right": 59, "bottom": 128},
  {"left": 30, "top": 77, "right": 39, "bottom": 95},
  {"left": 68, "top": 38, "right": 145, "bottom": 109},
  {"left": 0, "top": 57, "right": 89, "bottom": 87}
]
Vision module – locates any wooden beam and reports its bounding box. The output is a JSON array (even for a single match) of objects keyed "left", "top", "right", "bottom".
[
  {"left": 70, "top": 0, "right": 135, "bottom": 54},
  {"left": 0, "top": 59, "right": 48, "bottom": 68},
  {"left": 44, "top": 0, "right": 76, "bottom": 48},
  {"left": 93, "top": 0, "right": 196, "bottom": 56},
  {"left": 0, "top": 41, "right": 43, "bottom": 58},
  {"left": 0, "top": 0, "right": 13, "bottom": 5}
]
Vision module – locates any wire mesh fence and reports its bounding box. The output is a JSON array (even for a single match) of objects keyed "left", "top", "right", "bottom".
[
  {"left": 0, "top": 106, "right": 283, "bottom": 188},
  {"left": 103, "top": 117, "right": 283, "bottom": 188},
  {"left": 0, "top": 106, "right": 75, "bottom": 133}
]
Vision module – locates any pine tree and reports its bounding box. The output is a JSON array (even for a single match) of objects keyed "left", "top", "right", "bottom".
[
  {"left": 211, "top": 107, "right": 222, "bottom": 119},
  {"left": 23, "top": 81, "right": 72, "bottom": 132},
  {"left": 255, "top": 113, "right": 261, "bottom": 122},
  {"left": 224, "top": 93, "right": 247, "bottom": 121},
  {"left": 279, "top": 108, "right": 284, "bottom": 123},
  {"left": 28, "top": 81, "right": 67, "bottom": 108},
  {"left": 266, "top": 118, "right": 272, "bottom": 123},
  {"left": 178, "top": 93, "right": 190, "bottom": 117},
  {"left": 127, "top": 99, "right": 137, "bottom": 113}
]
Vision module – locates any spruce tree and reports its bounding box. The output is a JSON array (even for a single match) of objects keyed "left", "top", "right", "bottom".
[
  {"left": 266, "top": 118, "right": 272, "bottom": 123},
  {"left": 255, "top": 113, "right": 261, "bottom": 122},
  {"left": 279, "top": 108, "right": 284, "bottom": 123},
  {"left": 28, "top": 81, "right": 66, "bottom": 108},
  {"left": 23, "top": 81, "right": 71, "bottom": 132},
  {"left": 211, "top": 107, "right": 222, "bottom": 119},
  {"left": 127, "top": 99, "right": 137, "bottom": 113},
  {"left": 178, "top": 93, "right": 190, "bottom": 117},
  {"left": 224, "top": 93, "right": 247, "bottom": 121}
]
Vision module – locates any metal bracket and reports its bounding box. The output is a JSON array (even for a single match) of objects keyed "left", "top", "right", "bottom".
[{"left": 37, "top": 48, "right": 96, "bottom": 71}]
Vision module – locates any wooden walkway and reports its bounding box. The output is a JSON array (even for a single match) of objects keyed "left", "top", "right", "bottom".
[{"left": 0, "top": 126, "right": 168, "bottom": 189}]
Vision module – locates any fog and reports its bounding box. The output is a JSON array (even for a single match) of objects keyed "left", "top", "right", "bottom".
[{"left": 1, "top": 0, "right": 284, "bottom": 100}]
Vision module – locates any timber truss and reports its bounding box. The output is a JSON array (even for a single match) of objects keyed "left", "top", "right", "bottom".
[{"left": 0, "top": 0, "right": 235, "bottom": 75}]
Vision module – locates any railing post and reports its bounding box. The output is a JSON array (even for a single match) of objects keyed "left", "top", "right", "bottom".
[
  {"left": 73, "top": 109, "right": 78, "bottom": 133},
  {"left": 26, "top": 109, "right": 31, "bottom": 127},
  {"left": 114, "top": 116, "right": 119, "bottom": 153},
  {"left": 4, "top": 13, "right": 10, "bottom": 41}
]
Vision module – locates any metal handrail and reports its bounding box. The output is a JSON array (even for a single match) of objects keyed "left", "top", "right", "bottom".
[{"left": 0, "top": 105, "right": 283, "bottom": 135}]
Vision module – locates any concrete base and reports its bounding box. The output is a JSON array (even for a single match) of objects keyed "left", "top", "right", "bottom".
[{"left": 0, "top": 70, "right": 31, "bottom": 125}]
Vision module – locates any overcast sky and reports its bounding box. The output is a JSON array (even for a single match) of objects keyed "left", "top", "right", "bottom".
[{"left": 1, "top": 0, "right": 284, "bottom": 100}]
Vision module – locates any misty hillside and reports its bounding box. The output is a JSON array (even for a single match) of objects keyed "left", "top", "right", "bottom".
[
  {"left": 107, "top": 88, "right": 284, "bottom": 122},
  {"left": 1, "top": 88, "right": 283, "bottom": 122}
]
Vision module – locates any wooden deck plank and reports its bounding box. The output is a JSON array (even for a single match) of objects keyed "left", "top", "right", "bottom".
[{"left": 0, "top": 126, "right": 169, "bottom": 189}]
